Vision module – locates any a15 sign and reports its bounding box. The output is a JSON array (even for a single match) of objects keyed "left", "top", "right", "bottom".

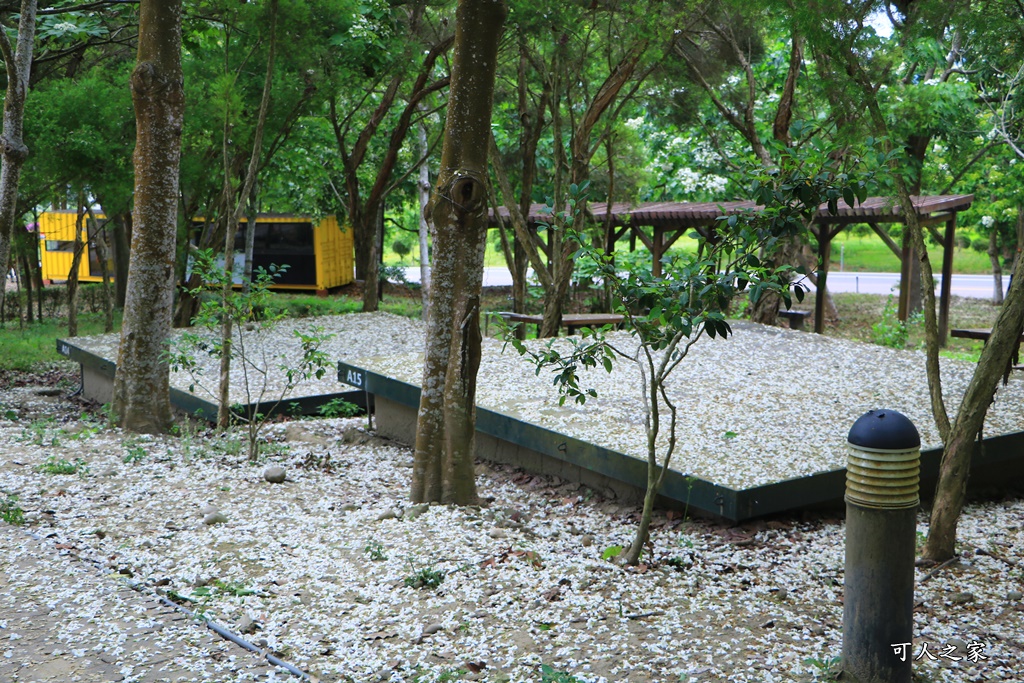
[{"left": 337, "top": 362, "right": 366, "bottom": 389}]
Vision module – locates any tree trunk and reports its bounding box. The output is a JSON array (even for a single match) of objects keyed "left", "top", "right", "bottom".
[
  {"left": 66, "top": 202, "right": 86, "bottom": 337},
  {"left": 243, "top": 184, "right": 258, "bottom": 292},
  {"left": 87, "top": 207, "right": 114, "bottom": 333},
  {"left": 217, "top": 0, "right": 277, "bottom": 427},
  {"left": 417, "top": 122, "right": 431, "bottom": 320},
  {"left": 111, "top": 212, "right": 130, "bottom": 309},
  {"left": 923, "top": 257, "right": 1024, "bottom": 561},
  {"left": 112, "top": 0, "right": 185, "bottom": 434},
  {"left": 988, "top": 228, "right": 1004, "bottom": 305},
  {"left": 18, "top": 250, "right": 32, "bottom": 324},
  {"left": 412, "top": 0, "right": 505, "bottom": 505},
  {"left": 361, "top": 201, "right": 382, "bottom": 312},
  {"left": 0, "top": 0, "right": 37, "bottom": 321}
]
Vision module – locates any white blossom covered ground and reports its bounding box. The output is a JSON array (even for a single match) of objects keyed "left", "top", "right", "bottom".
[
  {"left": 0, "top": 380, "right": 1022, "bottom": 683},
  {"left": 66, "top": 313, "right": 1024, "bottom": 490},
  {"left": 0, "top": 312, "right": 1021, "bottom": 682}
]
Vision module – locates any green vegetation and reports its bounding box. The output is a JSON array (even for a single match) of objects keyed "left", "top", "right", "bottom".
[
  {"left": 318, "top": 397, "right": 361, "bottom": 419},
  {"left": 871, "top": 296, "right": 921, "bottom": 349},
  {"left": 0, "top": 494, "right": 25, "bottom": 526},
  {"left": 540, "top": 665, "right": 586, "bottom": 683},
  {"left": 364, "top": 541, "right": 387, "bottom": 561},
  {"left": 0, "top": 312, "right": 120, "bottom": 371},
  {"left": 36, "top": 456, "right": 88, "bottom": 476},
  {"left": 404, "top": 565, "right": 445, "bottom": 590}
]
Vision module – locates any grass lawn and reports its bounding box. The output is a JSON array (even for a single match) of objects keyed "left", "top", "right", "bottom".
[{"left": 380, "top": 229, "right": 997, "bottom": 274}]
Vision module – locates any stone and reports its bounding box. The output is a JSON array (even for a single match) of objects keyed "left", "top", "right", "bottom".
[
  {"left": 1008, "top": 590, "right": 1023, "bottom": 602},
  {"left": 200, "top": 504, "right": 219, "bottom": 516},
  {"left": 488, "top": 528, "right": 507, "bottom": 540},
  {"left": 263, "top": 466, "right": 287, "bottom": 484},
  {"left": 340, "top": 503, "right": 361, "bottom": 512},
  {"left": 581, "top": 534, "right": 595, "bottom": 547},
  {"left": 945, "top": 637, "right": 968, "bottom": 655},
  {"left": 406, "top": 503, "right": 430, "bottom": 520},
  {"left": 203, "top": 511, "right": 228, "bottom": 525},
  {"left": 422, "top": 623, "right": 444, "bottom": 636},
  {"left": 96, "top": 468, "right": 117, "bottom": 478},
  {"left": 238, "top": 614, "right": 259, "bottom": 634},
  {"left": 949, "top": 592, "right": 974, "bottom": 605}
]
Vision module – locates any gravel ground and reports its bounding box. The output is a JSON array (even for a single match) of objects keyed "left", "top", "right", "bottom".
[
  {"left": 67, "top": 312, "right": 1024, "bottom": 490},
  {"left": 2, "top": 313, "right": 1023, "bottom": 682}
]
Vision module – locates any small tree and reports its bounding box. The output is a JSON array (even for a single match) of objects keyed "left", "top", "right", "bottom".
[
  {"left": 506, "top": 153, "right": 871, "bottom": 565},
  {"left": 165, "top": 250, "right": 331, "bottom": 462}
]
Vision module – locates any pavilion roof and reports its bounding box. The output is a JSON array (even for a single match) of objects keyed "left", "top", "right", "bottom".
[{"left": 489, "top": 194, "right": 974, "bottom": 229}]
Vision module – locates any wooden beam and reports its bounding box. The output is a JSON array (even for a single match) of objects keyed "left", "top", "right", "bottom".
[
  {"left": 661, "top": 228, "right": 688, "bottom": 252},
  {"left": 938, "top": 214, "right": 956, "bottom": 346},
  {"left": 868, "top": 222, "right": 902, "bottom": 260},
  {"left": 815, "top": 230, "right": 832, "bottom": 334},
  {"left": 652, "top": 227, "right": 664, "bottom": 277},
  {"left": 632, "top": 226, "right": 654, "bottom": 252},
  {"left": 898, "top": 231, "right": 912, "bottom": 321}
]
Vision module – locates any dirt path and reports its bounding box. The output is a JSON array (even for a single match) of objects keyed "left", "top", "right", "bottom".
[{"left": 0, "top": 525, "right": 279, "bottom": 682}]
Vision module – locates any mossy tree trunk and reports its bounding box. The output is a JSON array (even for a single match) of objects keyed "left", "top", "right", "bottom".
[
  {"left": 412, "top": 0, "right": 506, "bottom": 505},
  {"left": 923, "top": 260, "right": 1024, "bottom": 561},
  {"left": 112, "top": 0, "right": 185, "bottom": 434},
  {"left": 0, "top": 0, "right": 37, "bottom": 324}
]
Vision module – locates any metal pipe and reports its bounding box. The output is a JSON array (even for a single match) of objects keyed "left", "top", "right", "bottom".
[{"left": 20, "top": 528, "right": 310, "bottom": 679}]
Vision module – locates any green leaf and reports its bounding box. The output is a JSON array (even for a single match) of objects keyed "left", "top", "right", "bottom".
[
  {"left": 601, "top": 545, "right": 623, "bottom": 561},
  {"left": 842, "top": 186, "right": 856, "bottom": 208}
]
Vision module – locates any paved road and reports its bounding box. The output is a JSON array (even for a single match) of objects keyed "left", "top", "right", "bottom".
[{"left": 402, "top": 267, "right": 1007, "bottom": 301}]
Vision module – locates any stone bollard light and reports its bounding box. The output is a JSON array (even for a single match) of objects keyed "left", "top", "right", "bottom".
[{"left": 842, "top": 409, "right": 921, "bottom": 683}]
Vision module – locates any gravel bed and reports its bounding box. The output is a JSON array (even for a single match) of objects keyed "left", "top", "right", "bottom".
[
  {"left": 68, "top": 313, "right": 1024, "bottom": 490},
  {"left": 361, "top": 320, "right": 1024, "bottom": 490},
  {"left": 0, "top": 380, "right": 1021, "bottom": 683},
  {"left": 68, "top": 312, "right": 427, "bottom": 407}
]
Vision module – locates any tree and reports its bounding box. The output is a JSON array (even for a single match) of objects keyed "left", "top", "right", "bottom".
[
  {"left": 214, "top": 0, "right": 279, "bottom": 428},
  {"left": 507, "top": 150, "right": 871, "bottom": 565},
  {"left": 0, "top": 0, "right": 38, "bottom": 325},
  {"left": 325, "top": 1, "right": 451, "bottom": 312},
  {"left": 111, "top": 0, "right": 185, "bottom": 433},
  {"left": 795, "top": 0, "right": 1024, "bottom": 562},
  {"left": 923, "top": 262, "right": 1024, "bottom": 561},
  {"left": 411, "top": 0, "right": 506, "bottom": 505},
  {"left": 491, "top": 1, "right": 681, "bottom": 336}
]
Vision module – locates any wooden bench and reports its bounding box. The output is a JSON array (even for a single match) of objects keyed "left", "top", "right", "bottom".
[
  {"left": 489, "top": 312, "right": 625, "bottom": 337},
  {"left": 951, "top": 328, "right": 1024, "bottom": 382},
  {"left": 778, "top": 309, "right": 812, "bottom": 331}
]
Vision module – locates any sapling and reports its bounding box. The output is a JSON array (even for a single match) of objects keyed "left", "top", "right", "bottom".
[
  {"left": 506, "top": 147, "right": 873, "bottom": 565},
  {"left": 165, "top": 249, "right": 332, "bottom": 462}
]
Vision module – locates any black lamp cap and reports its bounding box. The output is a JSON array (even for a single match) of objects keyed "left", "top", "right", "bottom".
[{"left": 847, "top": 409, "right": 921, "bottom": 450}]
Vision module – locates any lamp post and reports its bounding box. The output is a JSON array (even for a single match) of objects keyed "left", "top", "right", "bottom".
[{"left": 842, "top": 409, "right": 921, "bottom": 683}]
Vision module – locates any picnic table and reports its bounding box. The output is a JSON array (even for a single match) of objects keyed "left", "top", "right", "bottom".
[
  {"left": 950, "top": 328, "right": 1024, "bottom": 382},
  {"left": 489, "top": 312, "right": 625, "bottom": 337}
]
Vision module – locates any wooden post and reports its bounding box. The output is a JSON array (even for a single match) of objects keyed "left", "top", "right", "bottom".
[
  {"left": 898, "top": 228, "right": 912, "bottom": 322},
  {"left": 938, "top": 214, "right": 956, "bottom": 346},
  {"left": 814, "top": 226, "right": 832, "bottom": 334},
  {"left": 652, "top": 226, "right": 663, "bottom": 278},
  {"left": 843, "top": 409, "right": 920, "bottom": 683}
]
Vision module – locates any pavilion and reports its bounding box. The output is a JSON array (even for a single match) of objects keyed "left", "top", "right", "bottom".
[{"left": 491, "top": 194, "right": 975, "bottom": 342}]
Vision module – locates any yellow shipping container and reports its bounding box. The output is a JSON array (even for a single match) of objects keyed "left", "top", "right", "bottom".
[
  {"left": 38, "top": 210, "right": 112, "bottom": 284},
  {"left": 40, "top": 212, "right": 353, "bottom": 294}
]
